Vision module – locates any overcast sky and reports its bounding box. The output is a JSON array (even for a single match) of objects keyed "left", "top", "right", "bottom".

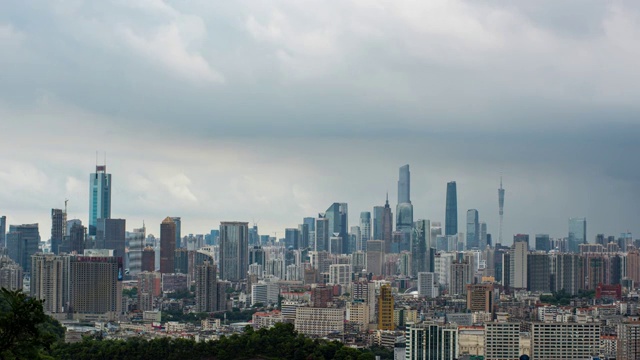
[{"left": 1, "top": 1, "right": 640, "bottom": 244}]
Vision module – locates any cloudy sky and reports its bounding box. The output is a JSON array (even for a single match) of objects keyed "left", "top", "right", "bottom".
[{"left": 1, "top": 0, "right": 640, "bottom": 243}]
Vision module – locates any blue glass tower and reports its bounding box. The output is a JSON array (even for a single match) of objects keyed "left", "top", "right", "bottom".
[
  {"left": 89, "top": 165, "right": 111, "bottom": 236},
  {"left": 445, "top": 181, "right": 457, "bottom": 236}
]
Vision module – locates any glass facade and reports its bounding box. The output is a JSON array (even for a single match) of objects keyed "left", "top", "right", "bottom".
[{"left": 445, "top": 182, "right": 457, "bottom": 236}]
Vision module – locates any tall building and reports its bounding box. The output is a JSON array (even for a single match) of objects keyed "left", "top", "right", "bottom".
[
  {"left": 141, "top": 247, "right": 155, "bottom": 272},
  {"left": 159, "top": 217, "right": 176, "bottom": 273},
  {"left": 531, "top": 323, "right": 600, "bottom": 359},
  {"left": 406, "top": 323, "right": 458, "bottom": 360},
  {"left": 7, "top": 224, "right": 40, "bottom": 273},
  {"left": 0, "top": 216, "right": 5, "bottom": 248},
  {"left": 315, "top": 217, "right": 329, "bottom": 252},
  {"left": 617, "top": 322, "right": 640, "bottom": 360},
  {"left": 366, "top": 240, "right": 385, "bottom": 276},
  {"left": 325, "top": 203, "right": 349, "bottom": 253},
  {"left": 0, "top": 253, "right": 23, "bottom": 291},
  {"left": 498, "top": 177, "right": 505, "bottom": 245},
  {"left": 63, "top": 223, "right": 86, "bottom": 254},
  {"left": 128, "top": 226, "right": 145, "bottom": 276},
  {"left": 484, "top": 322, "right": 520, "bottom": 360},
  {"left": 51, "top": 208, "right": 66, "bottom": 255},
  {"left": 568, "top": 217, "right": 587, "bottom": 253},
  {"left": 359, "top": 212, "right": 371, "bottom": 251},
  {"left": 285, "top": 228, "right": 299, "bottom": 250},
  {"left": 535, "top": 234, "right": 551, "bottom": 252},
  {"left": 298, "top": 223, "right": 309, "bottom": 250},
  {"left": 219, "top": 221, "right": 249, "bottom": 281},
  {"left": 30, "top": 253, "right": 70, "bottom": 314},
  {"left": 466, "top": 283, "right": 493, "bottom": 313},
  {"left": 466, "top": 209, "right": 479, "bottom": 250},
  {"left": 195, "top": 261, "right": 218, "bottom": 312},
  {"left": 479, "top": 222, "right": 487, "bottom": 249},
  {"left": 69, "top": 255, "right": 122, "bottom": 320},
  {"left": 527, "top": 252, "right": 550, "bottom": 292},
  {"left": 445, "top": 181, "right": 458, "bottom": 236},
  {"left": 396, "top": 165, "right": 413, "bottom": 251},
  {"left": 96, "top": 218, "right": 126, "bottom": 259},
  {"left": 373, "top": 206, "right": 384, "bottom": 240},
  {"left": 89, "top": 164, "right": 111, "bottom": 236},
  {"left": 378, "top": 284, "right": 394, "bottom": 330},
  {"left": 412, "top": 219, "right": 432, "bottom": 276},
  {"left": 295, "top": 307, "right": 344, "bottom": 337},
  {"left": 450, "top": 260, "right": 470, "bottom": 296},
  {"left": 418, "top": 272, "right": 439, "bottom": 298},
  {"left": 552, "top": 253, "right": 583, "bottom": 295},
  {"left": 170, "top": 217, "right": 181, "bottom": 249},
  {"left": 137, "top": 271, "right": 160, "bottom": 311},
  {"left": 510, "top": 239, "right": 528, "bottom": 290},
  {"left": 381, "top": 196, "right": 393, "bottom": 253}
]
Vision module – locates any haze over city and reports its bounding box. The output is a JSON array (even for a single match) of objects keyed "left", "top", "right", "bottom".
[{"left": 2, "top": 1, "right": 640, "bottom": 240}]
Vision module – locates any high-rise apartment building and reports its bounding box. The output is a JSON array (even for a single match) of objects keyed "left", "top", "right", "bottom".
[
  {"left": 552, "top": 253, "right": 583, "bottom": 295},
  {"left": 329, "top": 264, "right": 351, "bottom": 288},
  {"left": 51, "top": 208, "right": 66, "bottom": 255},
  {"left": 128, "top": 226, "right": 145, "bottom": 276},
  {"left": 510, "top": 239, "right": 528, "bottom": 290},
  {"left": 141, "top": 247, "right": 155, "bottom": 272},
  {"left": 137, "top": 271, "right": 160, "bottom": 312},
  {"left": 466, "top": 209, "right": 479, "bottom": 250},
  {"left": 195, "top": 261, "right": 218, "bottom": 312},
  {"left": 69, "top": 255, "right": 122, "bottom": 320},
  {"left": 219, "top": 221, "right": 249, "bottom": 281},
  {"left": 89, "top": 164, "right": 111, "bottom": 236},
  {"left": 484, "top": 322, "right": 520, "bottom": 360},
  {"left": 159, "top": 217, "right": 176, "bottom": 274},
  {"left": 378, "top": 284, "right": 394, "bottom": 330},
  {"left": 445, "top": 182, "right": 458, "bottom": 236},
  {"left": 366, "top": 240, "right": 385, "bottom": 276},
  {"left": 527, "top": 252, "right": 550, "bottom": 293},
  {"left": 418, "top": 272, "right": 439, "bottom": 298},
  {"left": 7, "top": 223, "right": 40, "bottom": 273},
  {"left": 617, "top": 322, "right": 640, "bottom": 360},
  {"left": 170, "top": 217, "right": 181, "bottom": 249},
  {"left": 406, "top": 323, "right": 458, "bottom": 360},
  {"left": 530, "top": 322, "right": 600, "bottom": 359},
  {"left": 0, "top": 253, "right": 23, "bottom": 291},
  {"left": 568, "top": 217, "right": 587, "bottom": 253},
  {"left": 30, "top": 253, "right": 70, "bottom": 314},
  {"left": 450, "top": 260, "right": 470, "bottom": 296}
]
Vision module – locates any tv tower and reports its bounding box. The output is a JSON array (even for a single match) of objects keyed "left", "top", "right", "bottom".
[{"left": 498, "top": 176, "right": 505, "bottom": 245}]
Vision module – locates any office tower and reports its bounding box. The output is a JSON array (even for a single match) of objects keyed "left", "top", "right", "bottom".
[
  {"left": 0, "top": 216, "right": 5, "bottom": 247},
  {"left": 484, "top": 322, "right": 520, "bottom": 360},
  {"left": 195, "top": 261, "right": 218, "bottom": 312},
  {"left": 360, "top": 212, "right": 371, "bottom": 251},
  {"left": 329, "top": 236, "right": 343, "bottom": 255},
  {"left": 89, "top": 164, "right": 111, "bottom": 236},
  {"left": 381, "top": 195, "right": 393, "bottom": 253},
  {"left": 498, "top": 177, "right": 505, "bottom": 245},
  {"left": 378, "top": 284, "right": 394, "bottom": 330},
  {"left": 249, "top": 246, "right": 265, "bottom": 268},
  {"left": 373, "top": 206, "right": 384, "bottom": 241},
  {"left": 398, "top": 164, "right": 410, "bottom": 203},
  {"left": 501, "top": 252, "right": 511, "bottom": 289},
  {"left": 219, "top": 221, "right": 249, "bottom": 281},
  {"left": 366, "top": 240, "right": 385, "bottom": 276},
  {"left": 66, "top": 223, "right": 86, "bottom": 254},
  {"left": 7, "top": 224, "right": 40, "bottom": 273},
  {"left": 137, "top": 271, "right": 160, "bottom": 311},
  {"left": 396, "top": 165, "right": 413, "bottom": 248},
  {"left": 96, "top": 218, "right": 126, "bottom": 259},
  {"left": 350, "top": 226, "right": 361, "bottom": 254},
  {"left": 527, "top": 252, "right": 550, "bottom": 292},
  {"left": 159, "top": 217, "right": 176, "bottom": 273},
  {"left": 618, "top": 322, "right": 640, "bottom": 360},
  {"left": 595, "top": 233, "right": 606, "bottom": 246},
  {"left": 445, "top": 181, "right": 458, "bottom": 236},
  {"left": 412, "top": 219, "right": 432, "bottom": 276},
  {"left": 417, "top": 272, "right": 439, "bottom": 298},
  {"left": 315, "top": 217, "right": 329, "bottom": 252},
  {"left": 30, "top": 253, "right": 70, "bottom": 314},
  {"left": 466, "top": 283, "right": 493, "bottom": 313},
  {"left": 479, "top": 222, "right": 487, "bottom": 249},
  {"left": 510, "top": 239, "right": 528, "bottom": 290},
  {"left": 284, "top": 228, "right": 299, "bottom": 249},
  {"left": 174, "top": 248, "right": 189, "bottom": 274},
  {"left": 51, "top": 208, "right": 66, "bottom": 255},
  {"left": 249, "top": 223, "right": 259, "bottom": 246},
  {"left": 531, "top": 323, "right": 600, "bottom": 359},
  {"left": 141, "top": 247, "right": 155, "bottom": 272},
  {"left": 406, "top": 323, "right": 458, "bottom": 360},
  {"left": 535, "top": 234, "right": 550, "bottom": 252},
  {"left": 128, "top": 226, "right": 145, "bottom": 276},
  {"left": 0, "top": 253, "right": 23, "bottom": 291},
  {"left": 568, "top": 217, "right": 587, "bottom": 253},
  {"left": 69, "top": 255, "right": 122, "bottom": 320},
  {"left": 298, "top": 223, "right": 309, "bottom": 250},
  {"left": 170, "top": 217, "right": 181, "bottom": 249},
  {"left": 552, "top": 253, "right": 583, "bottom": 295},
  {"left": 465, "top": 209, "right": 479, "bottom": 250},
  {"left": 450, "top": 260, "right": 470, "bottom": 296},
  {"left": 325, "top": 203, "right": 349, "bottom": 253}
]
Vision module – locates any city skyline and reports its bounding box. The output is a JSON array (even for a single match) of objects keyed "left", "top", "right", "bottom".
[{"left": 2, "top": 2, "right": 640, "bottom": 241}]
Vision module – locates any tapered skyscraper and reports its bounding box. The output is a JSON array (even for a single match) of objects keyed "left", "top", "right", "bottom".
[
  {"left": 396, "top": 165, "right": 413, "bottom": 252},
  {"left": 398, "top": 164, "right": 410, "bottom": 204},
  {"left": 89, "top": 164, "right": 111, "bottom": 236},
  {"left": 445, "top": 182, "right": 457, "bottom": 236},
  {"left": 498, "top": 177, "right": 505, "bottom": 245}
]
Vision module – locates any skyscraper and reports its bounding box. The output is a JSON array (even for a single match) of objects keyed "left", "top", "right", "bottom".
[
  {"left": 373, "top": 206, "right": 384, "bottom": 240},
  {"left": 195, "top": 261, "right": 218, "bottom": 312},
  {"left": 171, "top": 217, "right": 181, "bottom": 249},
  {"left": 510, "top": 239, "right": 528, "bottom": 290},
  {"left": 396, "top": 169, "right": 414, "bottom": 250},
  {"left": 30, "top": 253, "right": 70, "bottom": 314},
  {"left": 7, "top": 224, "right": 40, "bottom": 273},
  {"left": 568, "top": 217, "right": 587, "bottom": 253},
  {"left": 359, "top": 212, "right": 371, "bottom": 251},
  {"left": 378, "top": 284, "right": 394, "bottom": 330},
  {"left": 445, "top": 182, "right": 457, "bottom": 236},
  {"left": 398, "top": 164, "right": 410, "bottom": 204},
  {"left": 382, "top": 195, "right": 393, "bottom": 253},
  {"left": 0, "top": 216, "right": 5, "bottom": 248},
  {"left": 96, "top": 218, "right": 126, "bottom": 259},
  {"left": 159, "top": 217, "right": 176, "bottom": 273},
  {"left": 535, "top": 234, "right": 551, "bottom": 252},
  {"left": 466, "top": 209, "right": 479, "bottom": 250},
  {"left": 325, "top": 203, "right": 349, "bottom": 253},
  {"left": 50, "top": 208, "right": 66, "bottom": 255},
  {"left": 315, "top": 216, "right": 329, "bottom": 252},
  {"left": 219, "top": 221, "right": 249, "bottom": 281},
  {"left": 498, "top": 177, "right": 505, "bottom": 245},
  {"left": 285, "top": 228, "right": 300, "bottom": 249},
  {"left": 89, "top": 164, "right": 111, "bottom": 236},
  {"left": 128, "top": 226, "right": 145, "bottom": 277},
  {"left": 69, "top": 254, "right": 122, "bottom": 320},
  {"left": 412, "top": 219, "right": 432, "bottom": 276}
]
